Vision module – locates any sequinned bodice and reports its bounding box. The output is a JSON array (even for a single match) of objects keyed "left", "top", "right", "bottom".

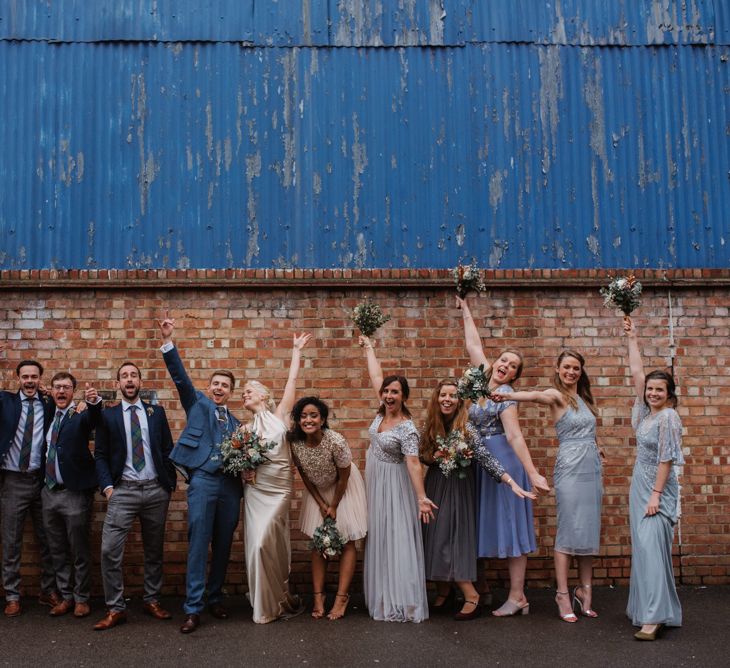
[
  {"left": 368, "top": 415, "right": 419, "bottom": 464},
  {"left": 468, "top": 385, "right": 516, "bottom": 439}
]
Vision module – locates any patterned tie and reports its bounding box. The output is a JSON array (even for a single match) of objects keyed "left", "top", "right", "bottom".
[
  {"left": 130, "top": 405, "right": 145, "bottom": 472},
  {"left": 19, "top": 397, "right": 36, "bottom": 471},
  {"left": 45, "top": 410, "right": 63, "bottom": 489},
  {"left": 216, "top": 406, "right": 228, "bottom": 435}
]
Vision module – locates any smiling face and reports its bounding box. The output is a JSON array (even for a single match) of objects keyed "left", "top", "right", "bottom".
[
  {"left": 298, "top": 404, "right": 324, "bottom": 438},
  {"left": 437, "top": 384, "right": 459, "bottom": 417},
  {"left": 380, "top": 380, "right": 404, "bottom": 416},
  {"left": 491, "top": 352, "right": 522, "bottom": 386},
  {"left": 645, "top": 378, "right": 670, "bottom": 411},
  {"left": 208, "top": 374, "right": 233, "bottom": 406},
  {"left": 117, "top": 364, "right": 142, "bottom": 402},
  {"left": 242, "top": 383, "right": 267, "bottom": 412},
  {"left": 17, "top": 364, "right": 42, "bottom": 398},
  {"left": 556, "top": 355, "right": 582, "bottom": 388},
  {"left": 51, "top": 378, "right": 75, "bottom": 410}
]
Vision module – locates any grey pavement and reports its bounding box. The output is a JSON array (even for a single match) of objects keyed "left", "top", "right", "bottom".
[{"left": 2, "top": 586, "right": 728, "bottom": 667}]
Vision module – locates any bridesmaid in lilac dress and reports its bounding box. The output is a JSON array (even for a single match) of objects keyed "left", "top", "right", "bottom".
[{"left": 458, "top": 296, "right": 549, "bottom": 616}]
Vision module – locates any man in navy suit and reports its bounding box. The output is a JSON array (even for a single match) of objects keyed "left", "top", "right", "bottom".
[
  {"left": 0, "top": 359, "right": 60, "bottom": 617},
  {"left": 40, "top": 372, "right": 101, "bottom": 619},
  {"left": 92, "top": 361, "right": 176, "bottom": 631},
  {"left": 158, "top": 316, "right": 243, "bottom": 634}
]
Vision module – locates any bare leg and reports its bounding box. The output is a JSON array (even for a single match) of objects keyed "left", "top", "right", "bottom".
[
  {"left": 492, "top": 555, "right": 529, "bottom": 616},
  {"left": 311, "top": 551, "right": 326, "bottom": 619},
  {"left": 554, "top": 550, "right": 576, "bottom": 620},
  {"left": 327, "top": 543, "right": 357, "bottom": 620},
  {"left": 575, "top": 556, "right": 595, "bottom": 612}
]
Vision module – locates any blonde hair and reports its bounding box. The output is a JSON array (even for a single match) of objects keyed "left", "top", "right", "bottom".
[{"left": 245, "top": 380, "right": 276, "bottom": 412}]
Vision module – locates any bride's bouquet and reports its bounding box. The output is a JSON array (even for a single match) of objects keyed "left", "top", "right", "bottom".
[
  {"left": 433, "top": 430, "right": 474, "bottom": 478},
  {"left": 453, "top": 260, "right": 486, "bottom": 299},
  {"left": 310, "top": 516, "right": 346, "bottom": 559},
  {"left": 220, "top": 426, "right": 276, "bottom": 483},
  {"left": 352, "top": 299, "right": 391, "bottom": 337},
  {"left": 600, "top": 274, "right": 642, "bottom": 315},
  {"left": 457, "top": 364, "right": 492, "bottom": 402}
]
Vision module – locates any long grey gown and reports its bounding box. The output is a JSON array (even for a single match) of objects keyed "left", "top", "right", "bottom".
[
  {"left": 364, "top": 415, "right": 427, "bottom": 622},
  {"left": 626, "top": 398, "right": 684, "bottom": 627},
  {"left": 554, "top": 396, "right": 603, "bottom": 555}
]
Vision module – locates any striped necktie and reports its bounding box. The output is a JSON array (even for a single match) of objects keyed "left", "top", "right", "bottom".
[
  {"left": 130, "top": 405, "right": 145, "bottom": 472},
  {"left": 45, "top": 410, "right": 63, "bottom": 489},
  {"left": 19, "top": 397, "right": 36, "bottom": 471}
]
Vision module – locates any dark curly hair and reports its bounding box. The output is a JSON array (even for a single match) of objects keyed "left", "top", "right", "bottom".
[{"left": 287, "top": 396, "right": 330, "bottom": 442}]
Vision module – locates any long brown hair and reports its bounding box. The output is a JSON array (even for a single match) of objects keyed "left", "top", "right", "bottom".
[
  {"left": 552, "top": 350, "right": 598, "bottom": 416},
  {"left": 377, "top": 375, "right": 412, "bottom": 418},
  {"left": 419, "top": 379, "right": 470, "bottom": 464}
]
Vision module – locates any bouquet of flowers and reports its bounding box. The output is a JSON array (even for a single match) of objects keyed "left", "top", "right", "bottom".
[
  {"left": 453, "top": 260, "right": 486, "bottom": 299},
  {"left": 457, "top": 364, "right": 492, "bottom": 402},
  {"left": 219, "top": 426, "right": 276, "bottom": 483},
  {"left": 600, "top": 274, "right": 642, "bottom": 315},
  {"left": 310, "top": 516, "right": 346, "bottom": 559},
  {"left": 352, "top": 299, "right": 391, "bottom": 337},
  {"left": 433, "top": 430, "right": 474, "bottom": 478}
]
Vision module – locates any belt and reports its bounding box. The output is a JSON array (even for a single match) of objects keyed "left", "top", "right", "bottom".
[
  {"left": 118, "top": 478, "right": 160, "bottom": 488},
  {"left": 1, "top": 469, "right": 42, "bottom": 479}
]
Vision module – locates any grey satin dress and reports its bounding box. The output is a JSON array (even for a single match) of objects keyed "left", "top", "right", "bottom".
[
  {"left": 554, "top": 396, "right": 603, "bottom": 555},
  {"left": 626, "top": 398, "right": 684, "bottom": 627}
]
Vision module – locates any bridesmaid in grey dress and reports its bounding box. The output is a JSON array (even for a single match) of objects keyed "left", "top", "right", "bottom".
[
  {"left": 359, "top": 335, "right": 436, "bottom": 623},
  {"left": 419, "top": 379, "right": 535, "bottom": 621},
  {"left": 492, "top": 350, "right": 603, "bottom": 623},
  {"left": 623, "top": 316, "right": 684, "bottom": 641}
]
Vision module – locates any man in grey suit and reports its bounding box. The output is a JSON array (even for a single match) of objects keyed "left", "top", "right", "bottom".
[
  {"left": 92, "top": 361, "right": 176, "bottom": 631},
  {"left": 0, "top": 359, "right": 60, "bottom": 617},
  {"left": 158, "top": 316, "right": 243, "bottom": 634}
]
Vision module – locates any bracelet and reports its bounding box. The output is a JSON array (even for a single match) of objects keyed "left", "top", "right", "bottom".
[
  {"left": 652, "top": 488, "right": 663, "bottom": 495},
  {"left": 504, "top": 477, "right": 514, "bottom": 486}
]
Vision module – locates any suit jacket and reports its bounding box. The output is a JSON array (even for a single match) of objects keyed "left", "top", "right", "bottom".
[
  {"left": 0, "top": 390, "right": 55, "bottom": 464},
  {"left": 40, "top": 401, "right": 100, "bottom": 492},
  {"left": 94, "top": 401, "right": 176, "bottom": 492},
  {"left": 163, "top": 345, "right": 240, "bottom": 471}
]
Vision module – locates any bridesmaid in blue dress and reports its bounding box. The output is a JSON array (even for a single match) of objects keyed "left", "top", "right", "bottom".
[
  {"left": 358, "top": 335, "right": 436, "bottom": 623},
  {"left": 492, "top": 350, "right": 603, "bottom": 623},
  {"left": 623, "top": 316, "right": 684, "bottom": 641},
  {"left": 458, "top": 296, "right": 549, "bottom": 616}
]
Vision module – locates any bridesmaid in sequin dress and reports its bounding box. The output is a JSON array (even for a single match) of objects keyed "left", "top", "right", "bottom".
[
  {"left": 623, "top": 316, "right": 684, "bottom": 641},
  {"left": 288, "top": 396, "right": 367, "bottom": 621},
  {"left": 458, "top": 296, "right": 550, "bottom": 616},
  {"left": 492, "top": 350, "right": 603, "bottom": 623},
  {"left": 359, "top": 335, "right": 436, "bottom": 623}
]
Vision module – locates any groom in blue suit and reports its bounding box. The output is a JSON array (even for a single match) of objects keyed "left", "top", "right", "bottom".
[{"left": 158, "top": 316, "right": 243, "bottom": 634}]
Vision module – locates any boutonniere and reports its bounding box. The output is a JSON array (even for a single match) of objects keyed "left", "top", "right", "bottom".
[
  {"left": 146, "top": 406, "right": 154, "bottom": 417},
  {"left": 67, "top": 407, "right": 77, "bottom": 418}
]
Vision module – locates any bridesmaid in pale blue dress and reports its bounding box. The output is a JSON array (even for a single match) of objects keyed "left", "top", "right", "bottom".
[
  {"left": 623, "top": 316, "right": 684, "bottom": 641},
  {"left": 358, "top": 335, "right": 436, "bottom": 623},
  {"left": 458, "top": 296, "right": 549, "bottom": 616},
  {"left": 492, "top": 350, "right": 603, "bottom": 623}
]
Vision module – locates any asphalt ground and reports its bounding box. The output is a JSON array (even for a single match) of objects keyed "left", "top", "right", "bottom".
[{"left": 2, "top": 585, "right": 728, "bottom": 667}]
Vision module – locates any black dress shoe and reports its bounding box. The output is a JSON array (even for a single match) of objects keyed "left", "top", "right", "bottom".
[
  {"left": 208, "top": 603, "right": 229, "bottom": 619},
  {"left": 454, "top": 600, "right": 482, "bottom": 621},
  {"left": 180, "top": 614, "right": 200, "bottom": 634}
]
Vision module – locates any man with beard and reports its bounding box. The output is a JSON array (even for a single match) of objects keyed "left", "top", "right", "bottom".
[
  {"left": 0, "top": 359, "right": 60, "bottom": 616},
  {"left": 92, "top": 362, "right": 176, "bottom": 631},
  {"left": 41, "top": 373, "right": 101, "bottom": 619},
  {"left": 158, "top": 316, "right": 243, "bottom": 634}
]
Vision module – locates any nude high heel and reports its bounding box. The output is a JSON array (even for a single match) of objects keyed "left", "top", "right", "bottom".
[
  {"left": 555, "top": 590, "right": 577, "bottom": 623},
  {"left": 572, "top": 584, "right": 598, "bottom": 618}
]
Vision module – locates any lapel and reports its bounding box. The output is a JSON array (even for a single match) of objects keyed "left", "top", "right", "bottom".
[
  {"left": 13, "top": 392, "right": 23, "bottom": 428},
  {"left": 112, "top": 404, "right": 127, "bottom": 450},
  {"left": 143, "top": 402, "right": 159, "bottom": 451},
  {"left": 57, "top": 405, "right": 76, "bottom": 435}
]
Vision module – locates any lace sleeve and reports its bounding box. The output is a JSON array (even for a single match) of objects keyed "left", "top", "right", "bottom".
[
  {"left": 329, "top": 431, "right": 353, "bottom": 468},
  {"left": 399, "top": 421, "right": 420, "bottom": 457},
  {"left": 631, "top": 396, "right": 650, "bottom": 430},
  {"left": 470, "top": 423, "right": 505, "bottom": 481},
  {"left": 657, "top": 409, "right": 685, "bottom": 465},
  {"left": 495, "top": 384, "right": 517, "bottom": 413}
]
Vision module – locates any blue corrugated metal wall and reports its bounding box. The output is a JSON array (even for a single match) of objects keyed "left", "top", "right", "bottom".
[{"left": 1, "top": 1, "right": 728, "bottom": 269}]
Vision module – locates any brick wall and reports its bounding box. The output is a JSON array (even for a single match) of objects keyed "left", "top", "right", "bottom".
[{"left": 1, "top": 268, "right": 728, "bottom": 596}]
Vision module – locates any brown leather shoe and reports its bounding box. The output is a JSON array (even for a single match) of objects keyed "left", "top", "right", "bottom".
[
  {"left": 143, "top": 601, "right": 172, "bottom": 620},
  {"left": 180, "top": 614, "right": 200, "bottom": 634},
  {"left": 49, "top": 599, "right": 74, "bottom": 616},
  {"left": 4, "top": 600, "right": 21, "bottom": 617},
  {"left": 38, "top": 591, "right": 63, "bottom": 608},
  {"left": 74, "top": 602, "right": 91, "bottom": 618},
  {"left": 93, "top": 610, "right": 127, "bottom": 631},
  {"left": 208, "top": 602, "right": 229, "bottom": 619}
]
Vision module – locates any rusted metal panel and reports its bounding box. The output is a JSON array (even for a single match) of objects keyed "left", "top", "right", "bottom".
[{"left": 0, "top": 3, "right": 728, "bottom": 270}]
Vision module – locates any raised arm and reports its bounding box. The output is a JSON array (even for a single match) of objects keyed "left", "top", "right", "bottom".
[
  {"left": 623, "top": 316, "right": 645, "bottom": 399},
  {"left": 457, "top": 296, "right": 489, "bottom": 367},
  {"left": 500, "top": 405, "right": 550, "bottom": 493},
  {"left": 275, "top": 333, "right": 312, "bottom": 422},
  {"left": 492, "top": 387, "right": 563, "bottom": 407},
  {"left": 359, "top": 335, "right": 384, "bottom": 401},
  {"left": 158, "top": 315, "right": 198, "bottom": 413}
]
